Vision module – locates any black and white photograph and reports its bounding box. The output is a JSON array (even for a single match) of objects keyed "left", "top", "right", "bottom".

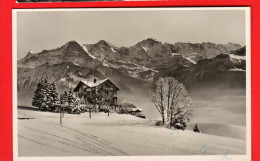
[{"left": 13, "top": 8, "right": 251, "bottom": 161}]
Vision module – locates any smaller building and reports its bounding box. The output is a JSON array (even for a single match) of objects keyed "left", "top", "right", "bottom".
[{"left": 74, "top": 78, "right": 120, "bottom": 106}]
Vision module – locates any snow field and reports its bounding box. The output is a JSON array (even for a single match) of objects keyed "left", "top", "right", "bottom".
[{"left": 18, "top": 109, "right": 246, "bottom": 156}]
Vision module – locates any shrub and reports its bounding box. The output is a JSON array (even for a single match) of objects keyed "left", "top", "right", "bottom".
[
  {"left": 155, "top": 120, "right": 164, "bottom": 126},
  {"left": 171, "top": 118, "right": 187, "bottom": 130}
]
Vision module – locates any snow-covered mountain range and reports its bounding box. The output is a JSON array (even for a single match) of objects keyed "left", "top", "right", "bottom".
[{"left": 17, "top": 38, "right": 246, "bottom": 104}]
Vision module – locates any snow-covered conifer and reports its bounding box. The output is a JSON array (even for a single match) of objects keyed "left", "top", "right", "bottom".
[{"left": 32, "top": 78, "right": 60, "bottom": 111}]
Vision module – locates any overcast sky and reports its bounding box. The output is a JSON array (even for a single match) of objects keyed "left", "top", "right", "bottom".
[{"left": 16, "top": 9, "right": 246, "bottom": 59}]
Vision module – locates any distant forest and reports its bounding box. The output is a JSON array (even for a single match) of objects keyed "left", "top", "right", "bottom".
[{"left": 17, "top": 0, "right": 121, "bottom": 2}]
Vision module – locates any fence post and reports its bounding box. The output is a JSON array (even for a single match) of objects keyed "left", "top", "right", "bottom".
[{"left": 60, "top": 106, "right": 62, "bottom": 125}]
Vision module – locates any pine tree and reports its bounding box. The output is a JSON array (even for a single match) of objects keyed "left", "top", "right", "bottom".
[
  {"left": 60, "top": 90, "right": 68, "bottom": 105},
  {"left": 32, "top": 78, "right": 49, "bottom": 111},
  {"left": 67, "top": 88, "right": 81, "bottom": 114},
  {"left": 67, "top": 88, "right": 74, "bottom": 112},
  {"left": 45, "top": 81, "right": 52, "bottom": 111},
  {"left": 32, "top": 79, "right": 44, "bottom": 108},
  {"left": 48, "top": 82, "right": 60, "bottom": 112},
  {"left": 59, "top": 90, "right": 68, "bottom": 113},
  {"left": 32, "top": 78, "right": 60, "bottom": 112}
]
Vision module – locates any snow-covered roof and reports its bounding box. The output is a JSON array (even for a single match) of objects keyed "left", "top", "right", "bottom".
[
  {"left": 75, "top": 78, "right": 120, "bottom": 90},
  {"left": 81, "top": 78, "right": 109, "bottom": 88}
]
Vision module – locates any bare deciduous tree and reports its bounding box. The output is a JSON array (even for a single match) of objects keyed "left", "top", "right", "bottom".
[
  {"left": 150, "top": 77, "right": 166, "bottom": 125},
  {"left": 150, "top": 77, "right": 193, "bottom": 129}
]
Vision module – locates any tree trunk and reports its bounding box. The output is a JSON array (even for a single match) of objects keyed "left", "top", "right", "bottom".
[
  {"left": 170, "top": 110, "right": 173, "bottom": 129},
  {"left": 170, "top": 105, "right": 174, "bottom": 129},
  {"left": 167, "top": 84, "right": 170, "bottom": 123},
  {"left": 60, "top": 106, "right": 63, "bottom": 125},
  {"left": 160, "top": 87, "right": 164, "bottom": 125},
  {"left": 89, "top": 110, "right": 91, "bottom": 118},
  {"left": 162, "top": 115, "right": 165, "bottom": 124}
]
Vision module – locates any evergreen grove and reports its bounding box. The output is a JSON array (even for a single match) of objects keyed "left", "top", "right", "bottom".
[{"left": 32, "top": 78, "right": 81, "bottom": 113}]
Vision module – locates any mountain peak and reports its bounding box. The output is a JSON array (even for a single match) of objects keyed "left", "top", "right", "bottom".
[
  {"left": 225, "top": 42, "right": 241, "bottom": 48},
  {"left": 61, "top": 40, "right": 88, "bottom": 55},
  {"left": 25, "top": 50, "right": 34, "bottom": 56},
  {"left": 93, "top": 40, "right": 117, "bottom": 50},
  {"left": 141, "top": 38, "right": 159, "bottom": 43},
  {"left": 230, "top": 46, "right": 246, "bottom": 56},
  {"left": 226, "top": 42, "right": 241, "bottom": 46},
  {"left": 137, "top": 38, "right": 160, "bottom": 47},
  {"left": 96, "top": 40, "right": 110, "bottom": 46},
  {"left": 63, "top": 40, "right": 81, "bottom": 48},
  {"left": 67, "top": 40, "right": 78, "bottom": 43}
]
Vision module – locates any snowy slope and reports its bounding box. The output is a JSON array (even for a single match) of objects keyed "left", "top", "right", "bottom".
[
  {"left": 229, "top": 54, "right": 246, "bottom": 61},
  {"left": 187, "top": 123, "right": 246, "bottom": 140},
  {"left": 18, "top": 109, "right": 246, "bottom": 156},
  {"left": 185, "top": 57, "right": 197, "bottom": 64},
  {"left": 228, "top": 68, "right": 246, "bottom": 72},
  {"left": 80, "top": 44, "right": 97, "bottom": 59}
]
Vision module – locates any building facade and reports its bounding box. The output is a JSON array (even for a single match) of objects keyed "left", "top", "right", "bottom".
[{"left": 74, "top": 78, "right": 119, "bottom": 106}]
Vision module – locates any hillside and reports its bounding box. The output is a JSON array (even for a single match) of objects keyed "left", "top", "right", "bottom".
[{"left": 18, "top": 109, "right": 246, "bottom": 156}]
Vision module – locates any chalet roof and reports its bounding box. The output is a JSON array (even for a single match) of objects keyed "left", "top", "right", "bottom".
[
  {"left": 81, "top": 78, "right": 109, "bottom": 88},
  {"left": 75, "top": 78, "right": 120, "bottom": 91}
]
